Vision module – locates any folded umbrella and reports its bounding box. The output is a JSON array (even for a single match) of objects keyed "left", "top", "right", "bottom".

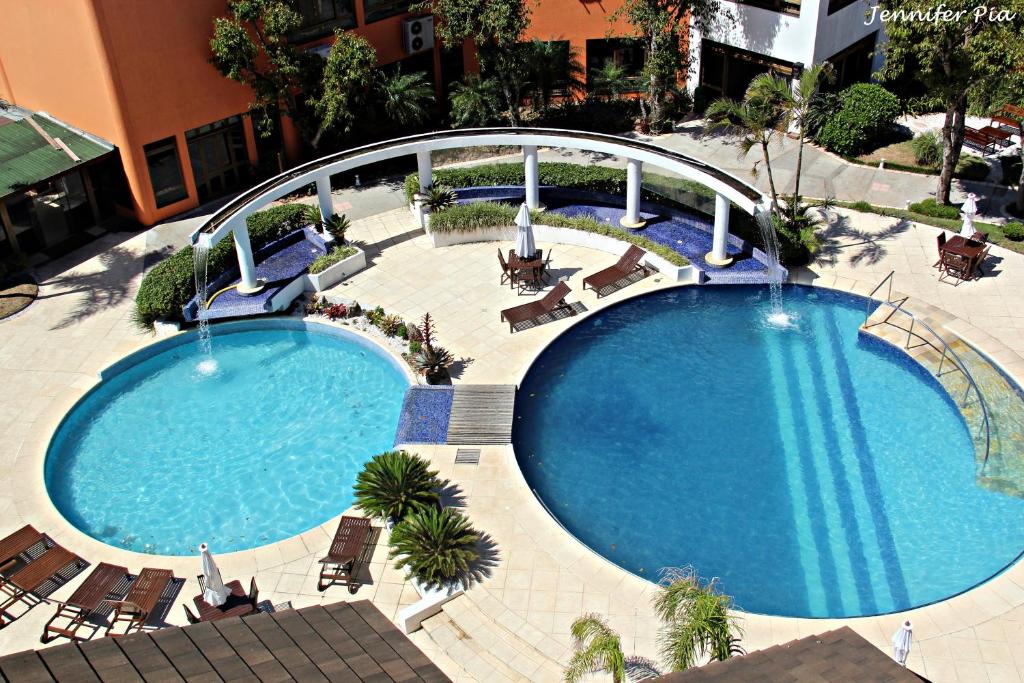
[{"left": 199, "top": 542, "right": 231, "bottom": 607}]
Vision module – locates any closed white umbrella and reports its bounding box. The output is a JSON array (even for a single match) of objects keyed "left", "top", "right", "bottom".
[
  {"left": 199, "top": 542, "right": 231, "bottom": 607},
  {"left": 891, "top": 619, "right": 913, "bottom": 666},
  {"left": 960, "top": 193, "right": 978, "bottom": 237},
  {"left": 514, "top": 203, "right": 536, "bottom": 260}
]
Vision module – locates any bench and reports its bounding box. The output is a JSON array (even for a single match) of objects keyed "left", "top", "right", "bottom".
[{"left": 964, "top": 127, "right": 996, "bottom": 153}]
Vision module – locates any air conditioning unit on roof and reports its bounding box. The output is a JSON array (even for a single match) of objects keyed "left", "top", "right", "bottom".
[{"left": 402, "top": 15, "right": 434, "bottom": 55}]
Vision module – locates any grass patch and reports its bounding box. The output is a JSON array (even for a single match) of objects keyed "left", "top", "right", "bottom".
[
  {"left": 0, "top": 275, "right": 37, "bottom": 320},
  {"left": 853, "top": 141, "right": 992, "bottom": 181},
  {"left": 309, "top": 245, "right": 358, "bottom": 274},
  {"left": 429, "top": 202, "right": 690, "bottom": 267}
]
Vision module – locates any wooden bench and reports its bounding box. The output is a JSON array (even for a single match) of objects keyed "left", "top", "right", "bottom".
[{"left": 964, "top": 127, "right": 996, "bottom": 153}]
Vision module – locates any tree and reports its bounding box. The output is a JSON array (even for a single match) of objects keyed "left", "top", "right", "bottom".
[
  {"left": 879, "top": 0, "right": 1024, "bottom": 204},
  {"left": 312, "top": 30, "right": 378, "bottom": 147},
  {"left": 564, "top": 615, "right": 626, "bottom": 683},
  {"left": 522, "top": 40, "right": 585, "bottom": 112},
  {"left": 417, "top": 0, "right": 531, "bottom": 125},
  {"left": 353, "top": 450, "right": 441, "bottom": 523},
  {"left": 376, "top": 68, "right": 435, "bottom": 126},
  {"left": 590, "top": 60, "right": 633, "bottom": 102},
  {"left": 389, "top": 507, "right": 479, "bottom": 590},
  {"left": 612, "top": 0, "right": 723, "bottom": 132},
  {"left": 448, "top": 75, "right": 502, "bottom": 127},
  {"left": 210, "top": 0, "right": 318, "bottom": 141},
  {"left": 771, "top": 63, "right": 833, "bottom": 200},
  {"left": 653, "top": 567, "right": 743, "bottom": 671},
  {"left": 703, "top": 72, "right": 790, "bottom": 210}
]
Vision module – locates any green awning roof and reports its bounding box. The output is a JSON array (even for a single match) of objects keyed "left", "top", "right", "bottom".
[{"left": 0, "top": 109, "right": 115, "bottom": 200}]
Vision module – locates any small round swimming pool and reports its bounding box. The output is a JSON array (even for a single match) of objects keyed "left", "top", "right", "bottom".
[
  {"left": 514, "top": 286, "right": 1024, "bottom": 618},
  {"left": 46, "top": 321, "right": 407, "bottom": 556}
]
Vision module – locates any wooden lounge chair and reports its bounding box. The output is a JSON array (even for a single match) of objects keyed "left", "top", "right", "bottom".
[
  {"left": 0, "top": 545, "right": 82, "bottom": 627},
  {"left": 582, "top": 245, "right": 650, "bottom": 297},
  {"left": 0, "top": 525, "right": 46, "bottom": 571},
  {"left": 42, "top": 562, "right": 129, "bottom": 643},
  {"left": 318, "top": 516, "right": 371, "bottom": 592},
  {"left": 500, "top": 281, "right": 575, "bottom": 333},
  {"left": 105, "top": 568, "right": 173, "bottom": 637}
]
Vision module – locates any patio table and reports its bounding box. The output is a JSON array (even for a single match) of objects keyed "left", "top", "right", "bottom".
[
  {"left": 940, "top": 235, "right": 985, "bottom": 279},
  {"left": 193, "top": 580, "right": 256, "bottom": 622}
]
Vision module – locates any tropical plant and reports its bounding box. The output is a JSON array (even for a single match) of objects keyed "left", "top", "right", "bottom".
[
  {"left": 324, "top": 213, "right": 351, "bottom": 243},
  {"left": 589, "top": 60, "right": 633, "bottom": 102},
  {"left": 415, "top": 344, "right": 455, "bottom": 384},
  {"left": 448, "top": 74, "right": 503, "bottom": 128},
  {"left": 773, "top": 194, "right": 834, "bottom": 261},
  {"left": 422, "top": 186, "right": 458, "bottom": 212},
  {"left": 301, "top": 204, "right": 324, "bottom": 232},
  {"left": 653, "top": 567, "right": 743, "bottom": 671},
  {"left": 377, "top": 68, "right": 435, "bottom": 126},
  {"left": 1003, "top": 221, "right": 1024, "bottom": 241},
  {"left": 522, "top": 40, "right": 585, "bottom": 112},
  {"left": 910, "top": 132, "right": 944, "bottom": 168},
  {"left": 323, "top": 303, "right": 348, "bottom": 320},
  {"left": 703, "top": 73, "right": 790, "bottom": 210},
  {"left": 564, "top": 614, "right": 626, "bottom": 683},
  {"left": 764, "top": 63, "right": 833, "bottom": 200},
  {"left": 814, "top": 83, "right": 901, "bottom": 157},
  {"left": 389, "top": 506, "right": 479, "bottom": 590},
  {"left": 353, "top": 450, "right": 441, "bottom": 522},
  {"left": 378, "top": 314, "right": 404, "bottom": 336}
]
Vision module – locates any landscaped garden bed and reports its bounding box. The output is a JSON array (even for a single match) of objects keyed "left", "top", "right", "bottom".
[{"left": 0, "top": 274, "right": 37, "bottom": 321}]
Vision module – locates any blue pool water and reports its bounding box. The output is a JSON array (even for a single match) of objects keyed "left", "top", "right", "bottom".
[
  {"left": 46, "top": 323, "right": 407, "bottom": 556},
  {"left": 514, "top": 286, "right": 1024, "bottom": 618}
]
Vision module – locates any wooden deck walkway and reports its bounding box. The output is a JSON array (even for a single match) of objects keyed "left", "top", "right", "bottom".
[
  {"left": 446, "top": 385, "right": 516, "bottom": 445},
  {"left": 0, "top": 600, "right": 451, "bottom": 682}
]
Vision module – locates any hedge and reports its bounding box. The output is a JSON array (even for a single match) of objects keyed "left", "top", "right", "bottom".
[
  {"left": 815, "top": 83, "right": 901, "bottom": 157},
  {"left": 908, "top": 198, "right": 961, "bottom": 220},
  {"left": 428, "top": 202, "right": 690, "bottom": 267},
  {"left": 133, "top": 203, "right": 309, "bottom": 329},
  {"left": 309, "top": 245, "right": 358, "bottom": 274}
]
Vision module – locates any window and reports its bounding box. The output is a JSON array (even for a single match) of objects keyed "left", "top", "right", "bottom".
[
  {"left": 827, "top": 0, "right": 858, "bottom": 14},
  {"left": 144, "top": 137, "right": 188, "bottom": 208},
  {"left": 186, "top": 116, "right": 250, "bottom": 204},
  {"left": 289, "top": 0, "right": 356, "bottom": 42},
  {"left": 586, "top": 38, "right": 645, "bottom": 94},
  {"left": 824, "top": 34, "right": 877, "bottom": 89},
  {"left": 699, "top": 41, "right": 794, "bottom": 101},
  {"left": 736, "top": 0, "right": 801, "bottom": 15},
  {"left": 363, "top": 0, "right": 413, "bottom": 23}
]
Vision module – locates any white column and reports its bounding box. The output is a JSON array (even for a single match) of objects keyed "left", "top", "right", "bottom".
[
  {"left": 315, "top": 175, "right": 334, "bottom": 223},
  {"left": 523, "top": 145, "right": 543, "bottom": 210},
  {"left": 620, "top": 158, "right": 646, "bottom": 228},
  {"left": 233, "top": 226, "right": 263, "bottom": 294},
  {"left": 705, "top": 192, "right": 733, "bottom": 266},
  {"left": 416, "top": 150, "right": 432, "bottom": 194}
]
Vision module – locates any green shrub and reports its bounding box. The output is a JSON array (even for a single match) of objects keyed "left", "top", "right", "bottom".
[
  {"left": 1003, "top": 222, "right": 1024, "bottom": 241},
  {"left": 428, "top": 201, "right": 690, "bottom": 267},
  {"left": 910, "top": 132, "right": 943, "bottom": 167},
  {"left": 133, "top": 203, "right": 310, "bottom": 328},
  {"left": 308, "top": 245, "right": 358, "bottom": 274},
  {"left": 815, "top": 83, "right": 901, "bottom": 156},
  {"left": 353, "top": 450, "right": 441, "bottom": 522},
  {"left": 850, "top": 200, "right": 874, "bottom": 212},
  {"left": 405, "top": 162, "right": 630, "bottom": 204},
  {"left": 533, "top": 98, "right": 640, "bottom": 134},
  {"left": 389, "top": 506, "right": 479, "bottom": 590},
  {"left": 908, "top": 198, "right": 961, "bottom": 220}
]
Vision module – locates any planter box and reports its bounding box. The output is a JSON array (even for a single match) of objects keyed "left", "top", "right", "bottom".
[
  {"left": 397, "top": 577, "right": 464, "bottom": 633},
  {"left": 304, "top": 247, "right": 367, "bottom": 292},
  {"left": 426, "top": 224, "right": 697, "bottom": 283}
]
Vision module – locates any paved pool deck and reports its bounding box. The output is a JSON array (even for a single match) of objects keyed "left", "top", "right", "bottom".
[{"left": 0, "top": 205, "right": 1023, "bottom": 682}]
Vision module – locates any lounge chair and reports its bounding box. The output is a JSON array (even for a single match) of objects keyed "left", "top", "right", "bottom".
[
  {"left": 105, "top": 568, "right": 174, "bottom": 637},
  {"left": 318, "top": 516, "right": 371, "bottom": 592},
  {"left": 42, "top": 562, "right": 130, "bottom": 643},
  {"left": 582, "top": 245, "right": 650, "bottom": 297},
  {"left": 500, "top": 281, "right": 575, "bottom": 333},
  {"left": 0, "top": 545, "right": 83, "bottom": 627},
  {"left": 0, "top": 525, "right": 46, "bottom": 570}
]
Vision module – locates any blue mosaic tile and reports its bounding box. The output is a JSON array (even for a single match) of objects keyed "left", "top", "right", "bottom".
[{"left": 394, "top": 385, "right": 454, "bottom": 445}]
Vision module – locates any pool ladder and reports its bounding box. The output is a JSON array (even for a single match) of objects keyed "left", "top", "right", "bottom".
[{"left": 863, "top": 271, "right": 992, "bottom": 470}]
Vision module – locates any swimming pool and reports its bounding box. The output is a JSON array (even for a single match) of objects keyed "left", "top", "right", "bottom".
[
  {"left": 514, "top": 286, "right": 1024, "bottom": 618},
  {"left": 46, "top": 321, "right": 407, "bottom": 556}
]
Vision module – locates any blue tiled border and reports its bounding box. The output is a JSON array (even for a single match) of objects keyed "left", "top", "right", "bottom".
[{"left": 394, "top": 385, "right": 455, "bottom": 445}]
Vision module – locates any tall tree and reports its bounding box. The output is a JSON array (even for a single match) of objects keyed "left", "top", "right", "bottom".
[
  {"left": 612, "top": 0, "right": 723, "bottom": 132},
  {"left": 416, "top": 0, "right": 531, "bottom": 125},
  {"left": 311, "top": 30, "right": 377, "bottom": 146},
  {"left": 703, "top": 72, "right": 791, "bottom": 210},
  {"left": 448, "top": 75, "right": 502, "bottom": 127},
  {"left": 769, "top": 63, "right": 833, "bottom": 200},
  {"left": 376, "top": 68, "right": 435, "bottom": 127},
  {"left": 522, "top": 40, "right": 586, "bottom": 112},
  {"left": 879, "top": 0, "right": 1024, "bottom": 204}
]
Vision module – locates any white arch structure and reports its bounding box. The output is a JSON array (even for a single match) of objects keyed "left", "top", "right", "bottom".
[{"left": 190, "top": 128, "right": 770, "bottom": 293}]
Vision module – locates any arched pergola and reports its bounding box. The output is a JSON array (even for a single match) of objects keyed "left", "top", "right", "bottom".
[{"left": 190, "top": 128, "right": 769, "bottom": 293}]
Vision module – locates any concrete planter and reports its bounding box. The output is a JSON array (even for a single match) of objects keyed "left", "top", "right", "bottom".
[
  {"left": 304, "top": 247, "right": 367, "bottom": 292},
  {"left": 397, "top": 574, "right": 464, "bottom": 633},
  {"left": 426, "top": 224, "right": 697, "bottom": 283}
]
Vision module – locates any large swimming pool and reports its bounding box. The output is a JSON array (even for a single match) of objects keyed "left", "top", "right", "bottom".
[
  {"left": 514, "top": 286, "right": 1024, "bottom": 618},
  {"left": 46, "top": 322, "right": 407, "bottom": 556}
]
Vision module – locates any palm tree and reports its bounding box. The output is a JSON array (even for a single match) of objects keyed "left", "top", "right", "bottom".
[
  {"left": 590, "top": 60, "right": 632, "bottom": 102},
  {"left": 448, "top": 75, "right": 502, "bottom": 128},
  {"left": 564, "top": 614, "right": 626, "bottom": 683},
  {"left": 389, "top": 506, "right": 479, "bottom": 590},
  {"left": 523, "top": 40, "right": 585, "bottom": 112},
  {"left": 353, "top": 450, "right": 441, "bottom": 523},
  {"left": 653, "top": 567, "right": 743, "bottom": 672},
  {"left": 703, "top": 73, "right": 791, "bottom": 211},
  {"left": 377, "top": 68, "right": 435, "bottom": 126}
]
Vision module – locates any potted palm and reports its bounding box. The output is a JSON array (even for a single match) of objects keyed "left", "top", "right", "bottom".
[
  {"left": 389, "top": 506, "right": 479, "bottom": 591},
  {"left": 413, "top": 313, "right": 454, "bottom": 385},
  {"left": 565, "top": 614, "right": 626, "bottom": 683},
  {"left": 353, "top": 450, "right": 441, "bottom": 528},
  {"left": 654, "top": 567, "right": 744, "bottom": 671}
]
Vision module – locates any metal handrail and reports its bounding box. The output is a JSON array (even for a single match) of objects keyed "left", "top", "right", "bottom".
[{"left": 862, "top": 271, "right": 992, "bottom": 469}]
